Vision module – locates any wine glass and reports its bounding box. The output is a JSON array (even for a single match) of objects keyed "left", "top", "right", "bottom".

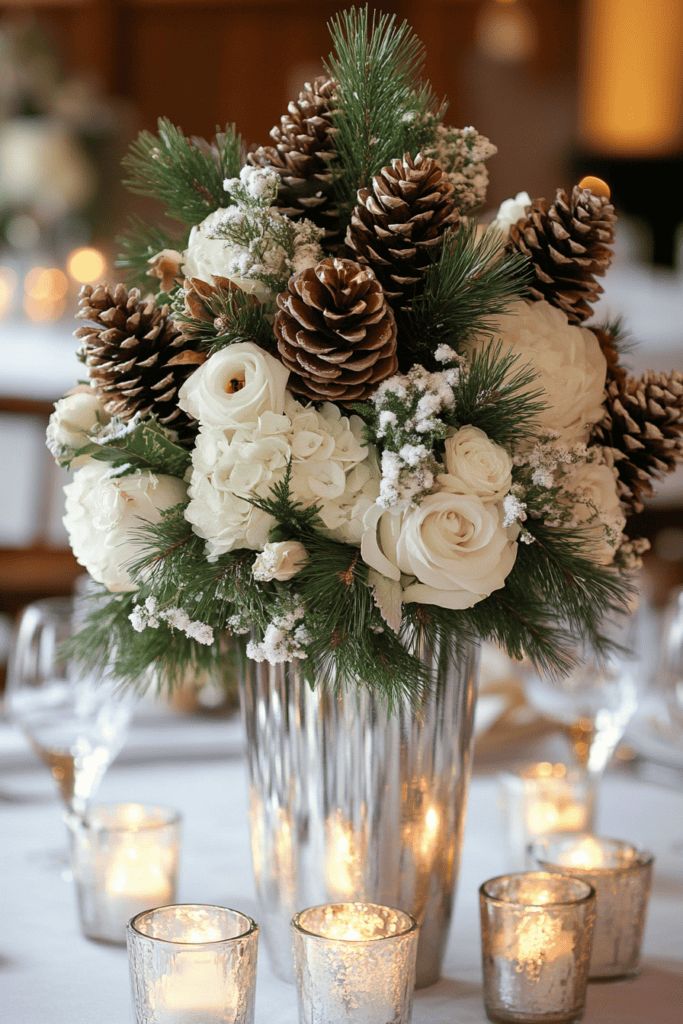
[
  {"left": 658, "top": 586, "right": 683, "bottom": 729},
  {"left": 6, "top": 596, "right": 135, "bottom": 817},
  {"left": 523, "top": 610, "right": 644, "bottom": 804}
]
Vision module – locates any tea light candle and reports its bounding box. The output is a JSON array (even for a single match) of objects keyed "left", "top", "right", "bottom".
[
  {"left": 291, "top": 902, "right": 419, "bottom": 1024},
  {"left": 499, "top": 763, "right": 594, "bottom": 867},
  {"left": 67, "top": 803, "right": 180, "bottom": 944},
  {"left": 479, "top": 872, "right": 596, "bottom": 1024},
  {"left": 127, "top": 905, "right": 259, "bottom": 1024},
  {"left": 529, "top": 834, "right": 654, "bottom": 979}
]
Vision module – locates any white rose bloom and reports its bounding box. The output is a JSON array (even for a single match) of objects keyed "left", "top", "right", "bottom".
[
  {"left": 490, "top": 191, "right": 531, "bottom": 235},
  {"left": 252, "top": 541, "right": 309, "bottom": 582},
  {"left": 178, "top": 342, "right": 289, "bottom": 431},
  {"left": 470, "top": 300, "right": 607, "bottom": 444},
  {"left": 561, "top": 461, "right": 626, "bottom": 565},
  {"left": 63, "top": 464, "right": 187, "bottom": 592},
  {"left": 362, "top": 492, "right": 517, "bottom": 610},
  {"left": 439, "top": 425, "right": 512, "bottom": 503},
  {"left": 46, "top": 390, "right": 109, "bottom": 459},
  {"left": 182, "top": 208, "right": 272, "bottom": 303}
]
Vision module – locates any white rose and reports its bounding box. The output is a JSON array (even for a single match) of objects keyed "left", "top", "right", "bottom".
[
  {"left": 46, "top": 390, "right": 109, "bottom": 459},
  {"left": 490, "top": 191, "right": 531, "bottom": 236},
  {"left": 470, "top": 300, "right": 606, "bottom": 444},
  {"left": 182, "top": 208, "right": 272, "bottom": 303},
  {"left": 362, "top": 492, "right": 517, "bottom": 610},
  {"left": 63, "top": 464, "right": 186, "bottom": 592},
  {"left": 439, "top": 425, "right": 512, "bottom": 502},
  {"left": 178, "top": 342, "right": 289, "bottom": 431},
  {"left": 252, "top": 541, "right": 309, "bottom": 582},
  {"left": 561, "top": 461, "right": 626, "bottom": 565}
]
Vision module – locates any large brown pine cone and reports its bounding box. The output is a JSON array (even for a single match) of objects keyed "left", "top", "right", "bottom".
[
  {"left": 75, "top": 283, "right": 204, "bottom": 441},
  {"left": 507, "top": 183, "right": 616, "bottom": 324},
  {"left": 592, "top": 370, "right": 683, "bottom": 513},
  {"left": 274, "top": 257, "right": 398, "bottom": 403},
  {"left": 346, "top": 153, "right": 460, "bottom": 308},
  {"left": 247, "top": 77, "right": 340, "bottom": 247}
]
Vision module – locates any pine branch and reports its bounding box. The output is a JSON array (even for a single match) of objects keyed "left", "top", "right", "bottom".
[
  {"left": 122, "top": 118, "right": 244, "bottom": 226},
  {"left": 402, "top": 223, "right": 531, "bottom": 362},
  {"left": 115, "top": 216, "right": 186, "bottom": 291},
  {"left": 173, "top": 281, "right": 274, "bottom": 355},
  {"left": 325, "top": 5, "right": 442, "bottom": 224},
  {"left": 73, "top": 417, "right": 193, "bottom": 475}
]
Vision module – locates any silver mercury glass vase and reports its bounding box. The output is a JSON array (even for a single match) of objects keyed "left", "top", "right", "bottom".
[{"left": 239, "top": 639, "right": 479, "bottom": 988}]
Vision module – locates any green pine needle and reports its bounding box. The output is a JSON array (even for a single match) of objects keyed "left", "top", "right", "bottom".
[{"left": 115, "top": 216, "right": 186, "bottom": 291}]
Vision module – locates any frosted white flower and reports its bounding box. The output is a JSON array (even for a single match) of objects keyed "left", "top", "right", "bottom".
[
  {"left": 246, "top": 605, "right": 309, "bottom": 663},
  {"left": 439, "top": 426, "right": 512, "bottom": 503},
  {"left": 178, "top": 342, "right": 289, "bottom": 431},
  {"left": 128, "top": 602, "right": 214, "bottom": 645},
  {"left": 502, "top": 492, "right": 528, "bottom": 528},
  {"left": 46, "top": 390, "right": 109, "bottom": 461},
  {"left": 491, "top": 191, "right": 532, "bottom": 236},
  {"left": 362, "top": 492, "right": 517, "bottom": 611},
  {"left": 63, "top": 464, "right": 186, "bottom": 592},
  {"left": 559, "top": 461, "right": 626, "bottom": 565},
  {"left": 469, "top": 300, "right": 607, "bottom": 444},
  {"left": 252, "top": 541, "right": 309, "bottom": 582},
  {"left": 182, "top": 208, "right": 271, "bottom": 303}
]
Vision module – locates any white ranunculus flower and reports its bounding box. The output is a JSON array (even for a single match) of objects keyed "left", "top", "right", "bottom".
[
  {"left": 490, "top": 191, "right": 531, "bottom": 235},
  {"left": 470, "top": 300, "right": 607, "bottom": 444},
  {"left": 561, "top": 461, "right": 626, "bottom": 565},
  {"left": 46, "top": 390, "right": 109, "bottom": 459},
  {"left": 439, "top": 425, "right": 512, "bottom": 503},
  {"left": 252, "top": 541, "right": 309, "bottom": 582},
  {"left": 182, "top": 208, "right": 272, "bottom": 303},
  {"left": 63, "top": 464, "right": 186, "bottom": 592},
  {"left": 178, "top": 342, "right": 289, "bottom": 431},
  {"left": 362, "top": 492, "right": 517, "bottom": 610}
]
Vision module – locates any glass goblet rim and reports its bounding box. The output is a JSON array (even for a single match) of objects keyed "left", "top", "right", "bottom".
[
  {"left": 291, "top": 901, "right": 419, "bottom": 944},
  {"left": 128, "top": 904, "right": 258, "bottom": 947},
  {"left": 479, "top": 870, "right": 596, "bottom": 908}
]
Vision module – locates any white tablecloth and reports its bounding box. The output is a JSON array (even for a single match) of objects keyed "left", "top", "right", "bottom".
[{"left": 1, "top": 713, "right": 682, "bottom": 1024}]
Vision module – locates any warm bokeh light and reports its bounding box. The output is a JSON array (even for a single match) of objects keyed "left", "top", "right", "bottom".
[
  {"left": 67, "top": 246, "right": 106, "bottom": 284},
  {"left": 0, "top": 266, "right": 18, "bottom": 318},
  {"left": 23, "top": 266, "right": 69, "bottom": 321},
  {"left": 580, "top": 0, "right": 683, "bottom": 155}
]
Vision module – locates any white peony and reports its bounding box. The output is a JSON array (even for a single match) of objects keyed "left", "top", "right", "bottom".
[
  {"left": 46, "top": 390, "right": 109, "bottom": 459},
  {"left": 560, "top": 461, "right": 626, "bottom": 565},
  {"left": 182, "top": 208, "right": 272, "bottom": 303},
  {"left": 252, "top": 541, "right": 309, "bottom": 582},
  {"left": 470, "top": 300, "right": 607, "bottom": 444},
  {"left": 439, "top": 425, "right": 512, "bottom": 503},
  {"left": 490, "top": 191, "right": 531, "bottom": 235},
  {"left": 362, "top": 492, "right": 517, "bottom": 610},
  {"left": 63, "top": 464, "right": 187, "bottom": 592},
  {"left": 178, "top": 342, "right": 290, "bottom": 431}
]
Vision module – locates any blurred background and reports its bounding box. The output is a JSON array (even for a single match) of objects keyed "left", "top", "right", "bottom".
[{"left": 1, "top": 0, "right": 682, "bottom": 692}]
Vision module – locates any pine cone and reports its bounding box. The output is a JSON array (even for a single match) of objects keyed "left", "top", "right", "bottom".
[
  {"left": 592, "top": 370, "right": 683, "bottom": 513},
  {"left": 176, "top": 275, "right": 239, "bottom": 340},
  {"left": 248, "top": 77, "right": 340, "bottom": 247},
  {"left": 75, "top": 283, "right": 204, "bottom": 441},
  {"left": 591, "top": 324, "right": 625, "bottom": 386},
  {"left": 346, "top": 153, "right": 460, "bottom": 309},
  {"left": 508, "top": 184, "right": 616, "bottom": 324},
  {"left": 274, "top": 257, "right": 398, "bottom": 403}
]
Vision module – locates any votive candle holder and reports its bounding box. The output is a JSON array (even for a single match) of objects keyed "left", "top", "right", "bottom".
[
  {"left": 291, "top": 901, "right": 419, "bottom": 1024},
  {"left": 499, "top": 763, "right": 595, "bottom": 867},
  {"left": 127, "top": 904, "right": 259, "bottom": 1024},
  {"left": 529, "top": 834, "right": 654, "bottom": 979},
  {"left": 479, "top": 871, "right": 596, "bottom": 1024},
  {"left": 67, "top": 802, "right": 180, "bottom": 944}
]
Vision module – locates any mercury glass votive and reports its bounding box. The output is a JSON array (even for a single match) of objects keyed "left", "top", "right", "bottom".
[
  {"left": 529, "top": 834, "right": 654, "bottom": 979},
  {"left": 499, "top": 763, "right": 595, "bottom": 867},
  {"left": 479, "top": 872, "right": 596, "bottom": 1024},
  {"left": 67, "top": 802, "right": 180, "bottom": 943},
  {"left": 291, "top": 902, "right": 419, "bottom": 1024},
  {"left": 127, "top": 904, "right": 259, "bottom": 1024}
]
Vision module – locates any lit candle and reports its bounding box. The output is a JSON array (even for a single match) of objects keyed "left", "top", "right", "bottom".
[
  {"left": 291, "top": 902, "right": 419, "bottom": 1024},
  {"left": 67, "top": 803, "right": 180, "bottom": 944},
  {"left": 127, "top": 905, "right": 259, "bottom": 1024},
  {"left": 480, "top": 872, "right": 596, "bottom": 1024},
  {"left": 529, "top": 834, "right": 654, "bottom": 979}
]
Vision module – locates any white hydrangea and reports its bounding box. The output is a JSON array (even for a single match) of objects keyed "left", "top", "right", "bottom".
[
  {"left": 425, "top": 125, "right": 497, "bottom": 211},
  {"left": 184, "top": 395, "right": 379, "bottom": 559},
  {"left": 557, "top": 459, "right": 626, "bottom": 566}
]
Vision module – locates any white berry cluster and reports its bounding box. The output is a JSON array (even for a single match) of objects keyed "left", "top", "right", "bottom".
[
  {"left": 246, "top": 603, "right": 310, "bottom": 663},
  {"left": 129, "top": 597, "right": 215, "bottom": 646},
  {"left": 426, "top": 125, "right": 497, "bottom": 211}
]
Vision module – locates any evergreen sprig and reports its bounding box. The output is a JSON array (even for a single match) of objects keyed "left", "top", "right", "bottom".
[
  {"left": 325, "top": 5, "right": 442, "bottom": 223},
  {"left": 173, "top": 281, "right": 273, "bottom": 355},
  {"left": 122, "top": 118, "right": 243, "bottom": 226},
  {"left": 72, "top": 417, "right": 192, "bottom": 476},
  {"left": 115, "top": 216, "right": 185, "bottom": 291},
  {"left": 403, "top": 223, "right": 531, "bottom": 363}
]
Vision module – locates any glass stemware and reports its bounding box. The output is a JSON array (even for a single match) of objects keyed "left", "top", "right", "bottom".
[{"left": 6, "top": 596, "right": 135, "bottom": 816}]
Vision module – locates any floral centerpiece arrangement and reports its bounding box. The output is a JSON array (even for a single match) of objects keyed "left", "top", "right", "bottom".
[{"left": 48, "top": 7, "right": 683, "bottom": 703}]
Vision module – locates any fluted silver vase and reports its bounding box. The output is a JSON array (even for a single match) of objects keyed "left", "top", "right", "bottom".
[{"left": 239, "top": 640, "right": 479, "bottom": 988}]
